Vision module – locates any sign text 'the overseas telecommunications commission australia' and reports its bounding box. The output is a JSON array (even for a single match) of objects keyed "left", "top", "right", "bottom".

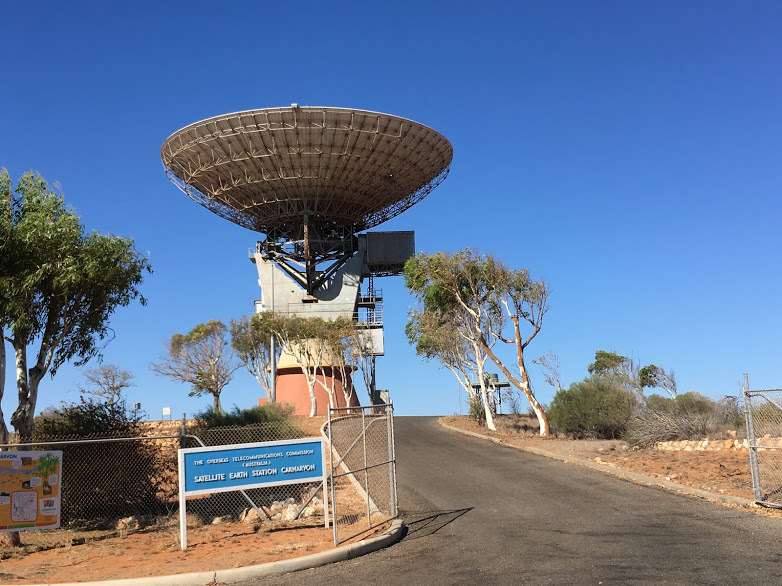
[{"left": 179, "top": 438, "right": 325, "bottom": 496}]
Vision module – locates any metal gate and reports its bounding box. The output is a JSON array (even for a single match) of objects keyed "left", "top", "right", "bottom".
[
  {"left": 328, "top": 404, "right": 397, "bottom": 545},
  {"left": 743, "top": 386, "right": 782, "bottom": 506}
]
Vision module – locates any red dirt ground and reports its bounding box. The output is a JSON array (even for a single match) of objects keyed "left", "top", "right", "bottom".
[{"left": 1, "top": 521, "right": 338, "bottom": 584}]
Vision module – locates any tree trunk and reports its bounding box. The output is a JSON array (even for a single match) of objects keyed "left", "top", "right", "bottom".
[
  {"left": 314, "top": 367, "right": 336, "bottom": 409},
  {"left": 307, "top": 378, "right": 317, "bottom": 417},
  {"left": 481, "top": 385, "right": 496, "bottom": 431},
  {"left": 0, "top": 331, "right": 8, "bottom": 445},
  {"left": 213, "top": 392, "right": 222, "bottom": 413},
  {"left": 516, "top": 352, "right": 550, "bottom": 437},
  {"left": 341, "top": 371, "right": 355, "bottom": 409},
  {"left": 4, "top": 336, "right": 25, "bottom": 547},
  {"left": 10, "top": 338, "right": 34, "bottom": 440},
  {"left": 342, "top": 387, "right": 353, "bottom": 409},
  {"left": 526, "top": 386, "right": 550, "bottom": 436},
  {"left": 482, "top": 341, "right": 550, "bottom": 437},
  {"left": 476, "top": 359, "right": 496, "bottom": 431}
]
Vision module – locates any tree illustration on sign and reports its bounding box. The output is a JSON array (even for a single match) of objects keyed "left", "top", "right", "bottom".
[{"left": 37, "top": 453, "right": 60, "bottom": 494}]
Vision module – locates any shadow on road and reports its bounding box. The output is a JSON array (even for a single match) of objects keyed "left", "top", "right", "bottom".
[{"left": 402, "top": 508, "right": 472, "bottom": 540}]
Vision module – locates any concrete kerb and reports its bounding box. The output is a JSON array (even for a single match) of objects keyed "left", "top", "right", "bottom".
[
  {"left": 17, "top": 518, "right": 406, "bottom": 586},
  {"left": 438, "top": 419, "right": 753, "bottom": 509}
]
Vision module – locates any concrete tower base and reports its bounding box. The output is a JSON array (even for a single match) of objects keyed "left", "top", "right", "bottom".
[{"left": 269, "top": 367, "right": 360, "bottom": 416}]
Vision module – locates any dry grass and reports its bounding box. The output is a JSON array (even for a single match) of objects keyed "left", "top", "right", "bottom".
[{"left": 442, "top": 413, "right": 543, "bottom": 437}]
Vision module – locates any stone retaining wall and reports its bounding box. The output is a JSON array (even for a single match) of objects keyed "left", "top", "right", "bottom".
[
  {"left": 655, "top": 438, "right": 748, "bottom": 451},
  {"left": 655, "top": 432, "right": 782, "bottom": 451}
]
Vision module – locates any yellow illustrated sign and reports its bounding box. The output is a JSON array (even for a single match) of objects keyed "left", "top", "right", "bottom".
[{"left": 0, "top": 451, "right": 62, "bottom": 532}]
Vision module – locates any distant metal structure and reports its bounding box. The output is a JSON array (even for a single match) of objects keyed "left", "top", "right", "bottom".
[
  {"left": 162, "top": 105, "right": 452, "bottom": 413},
  {"left": 471, "top": 373, "right": 511, "bottom": 414}
]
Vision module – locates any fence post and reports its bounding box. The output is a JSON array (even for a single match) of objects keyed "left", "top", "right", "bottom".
[
  {"left": 386, "top": 404, "right": 397, "bottom": 517},
  {"left": 743, "top": 375, "right": 763, "bottom": 501},
  {"left": 329, "top": 407, "right": 337, "bottom": 546},
  {"left": 180, "top": 413, "right": 187, "bottom": 449}
]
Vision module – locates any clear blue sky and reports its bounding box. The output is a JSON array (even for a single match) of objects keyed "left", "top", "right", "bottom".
[{"left": 2, "top": 1, "right": 780, "bottom": 419}]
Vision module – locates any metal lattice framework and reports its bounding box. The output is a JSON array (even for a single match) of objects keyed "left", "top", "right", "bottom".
[{"left": 161, "top": 106, "right": 453, "bottom": 238}]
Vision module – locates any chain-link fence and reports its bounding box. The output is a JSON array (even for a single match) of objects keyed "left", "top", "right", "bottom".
[
  {"left": 743, "top": 388, "right": 782, "bottom": 506},
  {"left": 2, "top": 432, "right": 181, "bottom": 527},
  {"left": 2, "top": 411, "right": 394, "bottom": 547},
  {"left": 1, "top": 419, "right": 327, "bottom": 537},
  {"left": 328, "top": 404, "right": 397, "bottom": 545}
]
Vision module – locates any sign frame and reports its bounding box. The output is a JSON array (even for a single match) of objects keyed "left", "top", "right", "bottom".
[
  {"left": 0, "top": 450, "right": 63, "bottom": 533},
  {"left": 177, "top": 437, "right": 328, "bottom": 549}
]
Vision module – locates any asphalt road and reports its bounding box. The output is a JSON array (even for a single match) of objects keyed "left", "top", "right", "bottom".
[{"left": 242, "top": 416, "right": 782, "bottom": 585}]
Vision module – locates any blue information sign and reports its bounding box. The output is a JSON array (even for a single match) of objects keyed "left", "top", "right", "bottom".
[{"left": 178, "top": 438, "right": 326, "bottom": 496}]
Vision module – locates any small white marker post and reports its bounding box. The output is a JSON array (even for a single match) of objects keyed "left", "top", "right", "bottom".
[{"left": 178, "top": 450, "right": 187, "bottom": 550}]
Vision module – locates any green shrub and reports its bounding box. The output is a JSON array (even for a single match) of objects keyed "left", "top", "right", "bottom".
[
  {"left": 468, "top": 395, "right": 486, "bottom": 426},
  {"left": 35, "top": 398, "right": 143, "bottom": 437},
  {"left": 192, "top": 403, "right": 304, "bottom": 446},
  {"left": 32, "top": 398, "right": 164, "bottom": 525},
  {"left": 195, "top": 402, "right": 296, "bottom": 427},
  {"left": 547, "top": 375, "right": 637, "bottom": 439}
]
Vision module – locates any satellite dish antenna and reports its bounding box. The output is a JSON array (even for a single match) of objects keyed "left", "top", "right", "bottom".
[{"left": 162, "top": 106, "right": 452, "bottom": 294}]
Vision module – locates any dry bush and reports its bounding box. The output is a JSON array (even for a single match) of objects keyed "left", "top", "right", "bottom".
[
  {"left": 493, "top": 414, "right": 541, "bottom": 435},
  {"left": 625, "top": 393, "right": 742, "bottom": 448}
]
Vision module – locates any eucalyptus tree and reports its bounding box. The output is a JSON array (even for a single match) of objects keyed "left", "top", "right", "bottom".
[
  {"left": 588, "top": 350, "right": 678, "bottom": 400},
  {"left": 256, "top": 313, "right": 329, "bottom": 417},
  {"left": 0, "top": 337, "right": 6, "bottom": 445},
  {"left": 483, "top": 254, "right": 551, "bottom": 435},
  {"left": 0, "top": 172, "right": 6, "bottom": 443},
  {"left": 230, "top": 314, "right": 280, "bottom": 403},
  {"left": 406, "top": 307, "right": 486, "bottom": 410},
  {"left": 347, "top": 326, "right": 374, "bottom": 405},
  {"left": 152, "top": 320, "right": 239, "bottom": 413},
  {"left": 314, "top": 316, "right": 358, "bottom": 410},
  {"left": 348, "top": 325, "right": 385, "bottom": 406},
  {"left": 404, "top": 249, "right": 551, "bottom": 435},
  {"left": 404, "top": 251, "right": 503, "bottom": 431},
  {"left": 0, "top": 169, "right": 151, "bottom": 440},
  {"left": 639, "top": 364, "right": 677, "bottom": 398}
]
